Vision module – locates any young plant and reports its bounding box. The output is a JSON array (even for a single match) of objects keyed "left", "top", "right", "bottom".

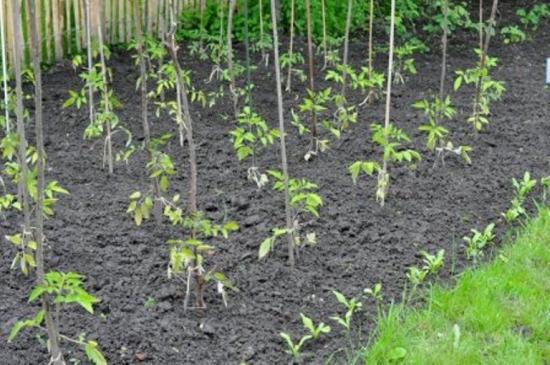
[
  {"left": 164, "top": 209, "right": 239, "bottom": 310},
  {"left": 405, "top": 249, "right": 445, "bottom": 304},
  {"left": 300, "top": 313, "right": 331, "bottom": 339},
  {"left": 414, "top": 96, "right": 453, "bottom": 151},
  {"left": 65, "top": 44, "right": 133, "bottom": 173},
  {"left": 330, "top": 290, "right": 363, "bottom": 332},
  {"left": 500, "top": 26, "right": 527, "bottom": 44},
  {"left": 392, "top": 39, "right": 427, "bottom": 84},
  {"left": 502, "top": 172, "right": 537, "bottom": 223},
  {"left": 454, "top": 51, "right": 505, "bottom": 131},
  {"left": 9, "top": 271, "right": 106, "bottom": 365},
  {"left": 516, "top": 4, "right": 550, "bottom": 30},
  {"left": 281, "top": 51, "right": 307, "bottom": 90},
  {"left": 259, "top": 170, "right": 322, "bottom": 261},
  {"left": 268, "top": 0, "right": 295, "bottom": 267},
  {"left": 463, "top": 223, "right": 495, "bottom": 263},
  {"left": 229, "top": 107, "right": 280, "bottom": 187},
  {"left": 349, "top": 123, "right": 420, "bottom": 206},
  {"left": 280, "top": 331, "right": 311, "bottom": 361}
]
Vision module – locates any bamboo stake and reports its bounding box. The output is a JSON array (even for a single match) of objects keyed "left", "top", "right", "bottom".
[
  {"left": 134, "top": 0, "right": 162, "bottom": 224},
  {"left": 380, "top": 0, "right": 395, "bottom": 208},
  {"left": 6, "top": 0, "right": 15, "bottom": 67},
  {"left": 366, "top": 0, "right": 375, "bottom": 103},
  {"left": 321, "top": 0, "right": 327, "bottom": 69},
  {"left": 65, "top": 0, "right": 71, "bottom": 54},
  {"left": 28, "top": 1, "right": 65, "bottom": 363},
  {"left": 285, "top": 0, "right": 294, "bottom": 92},
  {"left": 439, "top": 0, "right": 449, "bottom": 100},
  {"left": 84, "top": 0, "right": 94, "bottom": 126},
  {"left": 97, "top": 24, "right": 113, "bottom": 175},
  {"left": 341, "top": 0, "right": 353, "bottom": 100},
  {"left": 305, "top": 0, "right": 317, "bottom": 140},
  {"left": 125, "top": 0, "right": 132, "bottom": 43},
  {"left": 0, "top": 0, "right": 10, "bottom": 133},
  {"left": 52, "top": 0, "right": 62, "bottom": 58},
  {"left": 258, "top": 0, "right": 265, "bottom": 64},
  {"left": 269, "top": 0, "right": 294, "bottom": 268},
  {"left": 227, "top": 0, "right": 238, "bottom": 121}
]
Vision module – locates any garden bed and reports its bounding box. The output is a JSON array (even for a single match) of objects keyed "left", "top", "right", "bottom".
[{"left": 1, "top": 3, "right": 550, "bottom": 364}]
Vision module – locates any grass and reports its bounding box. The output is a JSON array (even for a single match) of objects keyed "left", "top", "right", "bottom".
[{"left": 359, "top": 208, "right": 550, "bottom": 365}]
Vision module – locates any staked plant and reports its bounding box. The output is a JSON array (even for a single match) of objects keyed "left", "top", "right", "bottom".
[
  {"left": 392, "top": 39, "right": 427, "bottom": 84},
  {"left": 259, "top": 170, "right": 322, "bottom": 261},
  {"left": 229, "top": 107, "right": 280, "bottom": 188},
  {"left": 269, "top": 0, "right": 300, "bottom": 268},
  {"left": 414, "top": 96, "right": 453, "bottom": 151},
  {"left": 64, "top": 44, "right": 133, "bottom": 173},
  {"left": 349, "top": 123, "right": 420, "bottom": 206},
  {"left": 164, "top": 208, "right": 239, "bottom": 310},
  {"left": 281, "top": 51, "right": 307, "bottom": 89},
  {"left": 454, "top": 51, "right": 505, "bottom": 131},
  {"left": 463, "top": 223, "right": 495, "bottom": 263},
  {"left": 9, "top": 271, "right": 106, "bottom": 365}
]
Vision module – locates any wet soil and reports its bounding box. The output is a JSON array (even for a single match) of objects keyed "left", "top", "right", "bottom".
[{"left": 1, "top": 2, "right": 549, "bottom": 364}]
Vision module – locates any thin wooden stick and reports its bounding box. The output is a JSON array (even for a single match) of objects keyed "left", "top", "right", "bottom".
[
  {"left": 28, "top": 1, "right": 65, "bottom": 363},
  {"left": 269, "top": 0, "right": 294, "bottom": 268},
  {"left": 0, "top": 0, "right": 10, "bottom": 133},
  {"left": 285, "top": 0, "right": 295, "bottom": 92},
  {"left": 227, "top": 0, "right": 238, "bottom": 120},
  {"left": 341, "top": 0, "right": 353, "bottom": 100},
  {"left": 380, "top": 0, "right": 396, "bottom": 208}
]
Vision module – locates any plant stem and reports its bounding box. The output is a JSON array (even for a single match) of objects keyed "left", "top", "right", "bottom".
[
  {"left": 84, "top": 0, "right": 95, "bottom": 127},
  {"left": 285, "top": 0, "right": 295, "bottom": 92},
  {"left": 0, "top": 1, "right": 9, "bottom": 133},
  {"left": 167, "top": 2, "right": 202, "bottom": 307},
  {"left": 227, "top": 0, "right": 238, "bottom": 121},
  {"left": 269, "top": 0, "right": 294, "bottom": 268},
  {"left": 380, "top": 0, "right": 396, "bottom": 208},
  {"left": 10, "top": 0, "right": 31, "bottom": 266},
  {"left": 321, "top": 0, "right": 328, "bottom": 69},
  {"left": 97, "top": 24, "right": 113, "bottom": 175},
  {"left": 305, "top": 0, "right": 317, "bottom": 140},
  {"left": 473, "top": 0, "right": 499, "bottom": 126},
  {"left": 27, "top": 1, "right": 65, "bottom": 363},
  {"left": 367, "top": 0, "right": 375, "bottom": 103},
  {"left": 259, "top": 0, "right": 266, "bottom": 63},
  {"left": 439, "top": 0, "right": 449, "bottom": 101},
  {"left": 243, "top": 0, "right": 252, "bottom": 105},
  {"left": 134, "top": 0, "right": 162, "bottom": 224},
  {"left": 341, "top": 0, "right": 353, "bottom": 100}
]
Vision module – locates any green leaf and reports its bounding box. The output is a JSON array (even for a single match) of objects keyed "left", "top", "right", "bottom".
[
  {"left": 85, "top": 341, "right": 107, "bottom": 365},
  {"left": 129, "top": 191, "right": 141, "bottom": 200},
  {"left": 259, "top": 237, "right": 273, "bottom": 259},
  {"left": 388, "top": 347, "right": 407, "bottom": 361},
  {"left": 453, "top": 76, "right": 463, "bottom": 91},
  {"left": 28, "top": 285, "right": 47, "bottom": 302}
]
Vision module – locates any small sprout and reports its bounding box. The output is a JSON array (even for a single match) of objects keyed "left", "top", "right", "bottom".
[
  {"left": 464, "top": 223, "right": 495, "bottom": 263},
  {"left": 330, "top": 290, "right": 362, "bottom": 331},
  {"left": 280, "top": 332, "right": 312, "bottom": 361},
  {"left": 300, "top": 313, "right": 331, "bottom": 339}
]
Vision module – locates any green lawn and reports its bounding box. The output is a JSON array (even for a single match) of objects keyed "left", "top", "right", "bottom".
[{"left": 360, "top": 208, "right": 550, "bottom": 365}]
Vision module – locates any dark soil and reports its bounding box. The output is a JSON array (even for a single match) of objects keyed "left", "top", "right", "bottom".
[{"left": 1, "top": 2, "right": 549, "bottom": 364}]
